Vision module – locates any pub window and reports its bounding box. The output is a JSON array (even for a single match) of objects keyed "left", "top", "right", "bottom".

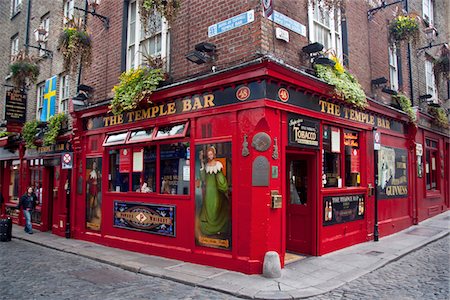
[
  {"left": 132, "top": 146, "right": 156, "bottom": 192},
  {"left": 344, "top": 130, "right": 360, "bottom": 187},
  {"left": 160, "top": 142, "right": 189, "bottom": 195},
  {"left": 127, "top": 128, "right": 154, "bottom": 144},
  {"left": 29, "top": 160, "right": 43, "bottom": 206},
  {"left": 9, "top": 161, "right": 20, "bottom": 203},
  {"left": 154, "top": 122, "right": 188, "bottom": 140},
  {"left": 323, "top": 125, "right": 341, "bottom": 188},
  {"left": 425, "top": 139, "right": 439, "bottom": 190}
]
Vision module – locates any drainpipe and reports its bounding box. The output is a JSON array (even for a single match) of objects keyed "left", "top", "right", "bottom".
[
  {"left": 24, "top": 0, "right": 32, "bottom": 54},
  {"left": 404, "top": 0, "right": 414, "bottom": 102},
  {"left": 76, "top": 0, "right": 89, "bottom": 87}
]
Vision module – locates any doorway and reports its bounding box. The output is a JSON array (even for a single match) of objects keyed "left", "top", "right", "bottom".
[{"left": 286, "top": 153, "right": 317, "bottom": 255}]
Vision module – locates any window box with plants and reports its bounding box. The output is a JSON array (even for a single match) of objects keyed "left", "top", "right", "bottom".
[
  {"left": 21, "top": 120, "right": 41, "bottom": 149},
  {"left": 43, "top": 113, "right": 68, "bottom": 146},
  {"left": 9, "top": 51, "right": 40, "bottom": 89},
  {"left": 392, "top": 93, "right": 417, "bottom": 125},
  {"left": 428, "top": 106, "right": 449, "bottom": 129},
  {"left": 110, "top": 66, "right": 165, "bottom": 115},
  {"left": 314, "top": 56, "right": 368, "bottom": 109}
]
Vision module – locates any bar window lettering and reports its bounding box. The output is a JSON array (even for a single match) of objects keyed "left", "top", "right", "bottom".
[
  {"left": 344, "top": 130, "right": 360, "bottom": 187},
  {"left": 160, "top": 142, "right": 190, "bottom": 195},
  {"left": 323, "top": 125, "right": 341, "bottom": 188}
]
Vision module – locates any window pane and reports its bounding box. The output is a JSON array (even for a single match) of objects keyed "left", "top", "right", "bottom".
[
  {"left": 105, "top": 132, "right": 128, "bottom": 145},
  {"left": 156, "top": 123, "right": 186, "bottom": 138},
  {"left": 108, "top": 149, "right": 130, "bottom": 192},
  {"left": 323, "top": 126, "right": 341, "bottom": 188},
  {"left": 143, "top": 146, "right": 156, "bottom": 192},
  {"left": 426, "top": 150, "right": 431, "bottom": 189},
  {"left": 128, "top": 129, "right": 153, "bottom": 142},
  {"left": 160, "top": 143, "right": 189, "bottom": 195},
  {"left": 344, "top": 130, "right": 360, "bottom": 187}
]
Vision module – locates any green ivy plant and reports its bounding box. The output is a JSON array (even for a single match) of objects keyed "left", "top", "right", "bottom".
[
  {"left": 428, "top": 106, "right": 449, "bottom": 129},
  {"left": 433, "top": 46, "right": 449, "bottom": 86},
  {"left": 314, "top": 57, "right": 368, "bottom": 109},
  {"left": 58, "top": 18, "right": 92, "bottom": 73},
  {"left": 392, "top": 93, "right": 417, "bottom": 124},
  {"left": 111, "top": 67, "right": 165, "bottom": 115},
  {"left": 139, "top": 0, "right": 180, "bottom": 33},
  {"left": 0, "top": 131, "right": 11, "bottom": 138},
  {"left": 43, "top": 113, "right": 68, "bottom": 146},
  {"left": 388, "top": 14, "right": 420, "bottom": 45},
  {"left": 9, "top": 51, "right": 40, "bottom": 88},
  {"left": 22, "top": 120, "right": 40, "bottom": 149}
]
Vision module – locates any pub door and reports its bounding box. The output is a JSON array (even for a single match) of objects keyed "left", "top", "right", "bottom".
[{"left": 286, "top": 153, "right": 317, "bottom": 255}]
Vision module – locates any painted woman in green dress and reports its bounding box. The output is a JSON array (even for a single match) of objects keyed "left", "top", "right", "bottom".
[{"left": 198, "top": 146, "right": 230, "bottom": 236}]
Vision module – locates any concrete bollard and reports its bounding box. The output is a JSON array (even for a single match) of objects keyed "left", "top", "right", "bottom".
[{"left": 263, "top": 251, "right": 282, "bottom": 278}]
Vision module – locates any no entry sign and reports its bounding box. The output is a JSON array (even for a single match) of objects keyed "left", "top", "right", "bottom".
[{"left": 62, "top": 152, "right": 73, "bottom": 169}]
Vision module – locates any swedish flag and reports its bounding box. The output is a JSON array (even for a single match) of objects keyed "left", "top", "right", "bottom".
[{"left": 41, "top": 75, "right": 57, "bottom": 122}]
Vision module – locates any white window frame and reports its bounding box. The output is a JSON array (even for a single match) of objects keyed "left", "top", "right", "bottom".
[
  {"left": 422, "top": 0, "right": 434, "bottom": 25},
  {"left": 388, "top": 46, "right": 399, "bottom": 91},
  {"left": 36, "top": 83, "right": 45, "bottom": 120},
  {"left": 11, "top": 0, "right": 22, "bottom": 16},
  {"left": 39, "top": 15, "right": 50, "bottom": 56},
  {"left": 127, "top": 0, "right": 169, "bottom": 71},
  {"left": 308, "top": 0, "right": 342, "bottom": 59},
  {"left": 63, "top": 0, "right": 74, "bottom": 23},
  {"left": 425, "top": 60, "right": 437, "bottom": 99},
  {"left": 59, "top": 74, "right": 70, "bottom": 114},
  {"left": 10, "top": 35, "right": 19, "bottom": 61}
]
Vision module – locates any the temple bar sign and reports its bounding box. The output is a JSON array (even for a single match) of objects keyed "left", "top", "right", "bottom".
[
  {"left": 288, "top": 114, "right": 320, "bottom": 148},
  {"left": 5, "top": 89, "right": 27, "bottom": 123}
]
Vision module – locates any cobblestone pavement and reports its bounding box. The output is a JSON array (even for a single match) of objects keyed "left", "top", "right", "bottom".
[
  {"left": 313, "top": 235, "right": 450, "bottom": 300},
  {"left": 0, "top": 240, "right": 239, "bottom": 300}
]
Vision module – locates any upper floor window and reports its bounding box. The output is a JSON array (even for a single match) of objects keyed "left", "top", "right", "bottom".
[
  {"left": 63, "top": 0, "right": 74, "bottom": 23},
  {"left": 10, "top": 35, "right": 19, "bottom": 61},
  {"left": 425, "top": 60, "right": 436, "bottom": 99},
  {"left": 422, "top": 0, "right": 434, "bottom": 25},
  {"left": 308, "top": 1, "right": 342, "bottom": 59},
  {"left": 388, "top": 46, "right": 398, "bottom": 91},
  {"left": 39, "top": 14, "right": 50, "bottom": 55},
  {"left": 11, "top": 0, "right": 22, "bottom": 16},
  {"left": 59, "top": 74, "right": 70, "bottom": 113},
  {"left": 127, "top": 0, "right": 169, "bottom": 71},
  {"left": 36, "top": 83, "right": 45, "bottom": 120}
]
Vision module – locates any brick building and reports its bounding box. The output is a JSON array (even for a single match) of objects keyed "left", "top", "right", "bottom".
[{"left": 1, "top": 0, "right": 448, "bottom": 274}]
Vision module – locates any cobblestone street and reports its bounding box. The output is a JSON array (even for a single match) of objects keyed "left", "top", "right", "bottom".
[
  {"left": 0, "top": 240, "right": 239, "bottom": 300},
  {"left": 314, "top": 235, "right": 450, "bottom": 300},
  {"left": 0, "top": 235, "right": 448, "bottom": 300}
]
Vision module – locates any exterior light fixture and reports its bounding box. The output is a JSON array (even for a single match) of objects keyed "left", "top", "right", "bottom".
[
  {"left": 185, "top": 42, "right": 217, "bottom": 64},
  {"left": 24, "top": 27, "right": 53, "bottom": 58},
  {"left": 313, "top": 56, "right": 336, "bottom": 67},
  {"left": 74, "top": 0, "right": 109, "bottom": 29},
  {"left": 381, "top": 87, "right": 398, "bottom": 95},
  {"left": 371, "top": 77, "right": 388, "bottom": 87},
  {"left": 301, "top": 42, "right": 324, "bottom": 54},
  {"left": 419, "top": 94, "right": 440, "bottom": 107}
]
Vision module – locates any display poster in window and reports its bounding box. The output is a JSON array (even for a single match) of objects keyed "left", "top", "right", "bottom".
[
  {"left": 195, "top": 142, "right": 232, "bottom": 250},
  {"left": 113, "top": 201, "right": 175, "bottom": 237},
  {"left": 331, "top": 127, "right": 341, "bottom": 153},
  {"left": 377, "top": 146, "right": 408, "bottom": 199},
  {"left": 119, "top": 148, "right": 131, "bottom": 173},
  {"left": 350, "top": 149, "right": 360, "bottom": 173},
  {"left": 288, "top": 114, "right": 320, "bottom": 148},
  {"left": 86, "top": 158, "right": 102, "bottom": 231},
  {"left": 323, "top": 194, "right": 365, "bottom": 226}
]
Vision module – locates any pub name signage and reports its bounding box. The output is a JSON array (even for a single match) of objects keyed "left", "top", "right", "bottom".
[{"left": 5, "top": 89, "right": 27, "bottom": 123}]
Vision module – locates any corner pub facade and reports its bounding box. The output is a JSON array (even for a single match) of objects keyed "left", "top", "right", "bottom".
[{"left": 65, "top": 58, "right": 448, "bottom": 274}]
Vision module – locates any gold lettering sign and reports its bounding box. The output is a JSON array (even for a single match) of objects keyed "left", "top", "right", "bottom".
[{"left": 103, "top": 94, "right": 215, "bottom": 127}]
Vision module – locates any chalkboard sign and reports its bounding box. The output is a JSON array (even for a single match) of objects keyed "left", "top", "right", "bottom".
[{"left": 5, "top": 89, "right": 27, "bottom": 123}]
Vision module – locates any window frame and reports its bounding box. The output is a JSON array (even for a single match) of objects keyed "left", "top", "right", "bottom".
[
  {"left": 11, "top": 0, "right": 22, "bottom": 16},
  {"left": 388, "top": 45, "right": 399, "bottom": 91},
  {"left": 425, "top": 138, "right": 439, "bottom": 191},
  {"left": 10, "top": 34, "right": 19, "bottom": 61},
  {"left": 126, "top": 0, "right": 170, "bottom": 71},
  {"left": 63, "top": 0, "right": 74, "bottom": 23},
  {"left": 36, "top": 83, "right": 45, "bottom": 120},
  {"left": 425, "top": 59, "right": 437, "bottom": 99},
  {"left": 59, "top": 74, "right": 70, "bottom": 113},
  {"left": 308, "top": 1, "right": 343, "bottom": 60},
  {"left": 422, "top": 0, "right": 434, "bottom": 25},
  {"left": 38, "top": 14, "right": 50, "bottom": 56}
]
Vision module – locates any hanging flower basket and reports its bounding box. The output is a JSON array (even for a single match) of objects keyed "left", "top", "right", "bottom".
[
  {"left": 58, "top": 18, "right": 92, "bottom": 73},
  {"left": 9, "top": 51, "right": 40, "bottom": 88},
  {"left": 433, "top": 46, "right": 450, "bottom": 84},
  {"left": 392, "top": 93, "right": 417, "bottom": 124},
  {"left": 43, "top": 113, "right": 68, "bottom": 146},
  {"left": 388, "top": 14, "right": 420, "bottom": 45},
  {"left": 314, "top": 56, "right": 368, "bottom": 109},
  {"left": 110, "top": 66, "right": 165, "bottom": 115},
  {"left": 139, "top": 0, "right": 180, "bottom": 33}
]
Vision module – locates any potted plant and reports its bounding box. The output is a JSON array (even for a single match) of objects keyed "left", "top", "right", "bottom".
[
  {"left": 139, "top": 0, "right": 180, "bottom": 33},
  {"left": 428, "top": 106, "right": 449, "bottom": 129},
  {"left": 43, "top": 113, "right": 68, "bottom": 146},
  {"left": 392, "top": 93, "right": 417, "bottom": 124},
  {"left": 21, "top": 120, "right": 41, "bottom": 149},
  {"left": 433, "top": 46, "right": 449, "bottom": 85},
  {"left": 9, "top": 51, "right": 40, "bottom": 88},
  {"left": 314, "top": 55, "right": 368, "bottom": 109},
  {"left": 110, "top": 66, "right": 165, "bottom": 115},
  {"left": 58, "top": 18, "right": 92, "bottom": 73},
  {"left": 388, "top": 13, "right": 420, "bottom": 45}
]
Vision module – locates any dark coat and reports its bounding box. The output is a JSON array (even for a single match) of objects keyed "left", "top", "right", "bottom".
[{"left": 18, "top": 193, "right": 38, "bottom": 210}]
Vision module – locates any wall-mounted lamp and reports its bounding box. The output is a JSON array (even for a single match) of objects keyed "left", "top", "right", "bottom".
[
  {"left": 381, "top": 87, "right": 398, "bottom": 95},
  {"left": 186, "top": 42, "right": 217, "bottom": 64},
  {"left": 367, "top": 0, "right": 404, "bottom": 20},
  {"left": 371, "top": 77, "right": 388, "bottom": 87},
  {"left": 313, "top": 56, "right": 336, "bottom": 67},
  {"left": 74, "top": 0, "right": 109, "bottom": 29},
  {"left": 25, "top": 27, "right": 53, "bottom": 58},
  {"left": 301, "top": 42, "right": 324, "bottom": 54},
  {"left": 419, "top": 94, "right": 440, "bottom": 107},
  {"left": 301, "top": 42, "right": 336, "bottom": 67},
  {"left": 72, "top": 84, "right": 94, "bottom": 107}
]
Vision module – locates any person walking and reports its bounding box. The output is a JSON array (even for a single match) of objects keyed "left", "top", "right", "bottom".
[{"left": 18, "top": 187, "right": 38, "bottom": 234}]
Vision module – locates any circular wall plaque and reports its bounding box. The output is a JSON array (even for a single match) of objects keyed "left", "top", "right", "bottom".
[{"left": 252, "top": 132, "right": 271, "bottom": 152}]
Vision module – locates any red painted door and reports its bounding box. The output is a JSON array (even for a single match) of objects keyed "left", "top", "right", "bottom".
[{"left": 286, "top": 153, "right": 316, "bottom": 255}]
